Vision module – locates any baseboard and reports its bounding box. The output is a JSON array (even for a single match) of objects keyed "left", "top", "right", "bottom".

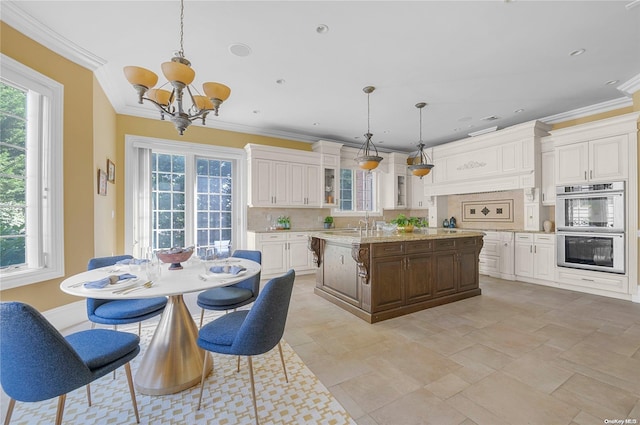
[{"left": 43, "top": 300, "right": 86, "bottom": 331}]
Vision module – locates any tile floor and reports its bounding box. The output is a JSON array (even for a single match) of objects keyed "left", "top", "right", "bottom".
[{"left": 283, "top": 273, "right": 640, "bottom": 425}]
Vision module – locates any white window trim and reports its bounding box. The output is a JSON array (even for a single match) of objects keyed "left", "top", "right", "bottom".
[
  {"left": 332, "top": 166, "right": 383, "bottom": 218},
  {"left": 0, "top": 54, "right": 64, "bottom": 289},
  {"left": 124, "top": 135, "right": 247, "bottom": 257}
]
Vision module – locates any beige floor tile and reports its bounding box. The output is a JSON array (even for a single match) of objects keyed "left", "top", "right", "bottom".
[
  {"left": 502, "top": 353, "right": 574, "bottom": 394},
  {"left": 445, "top": 393, "right": 511, "bottom": 425},
  {"left": 369, "top": 388, "right": 467, "bottom": 425},
  {"left": 354, "top": 414, "right": 379, "bottom": 425},
  {"left": 307, "top": 354, "right": 373, "bottom": 387},
  {"left": 415, "top": 330, "right": 476, "bottom": 356},
  {"left": 461, "top": 372, "right": 579, "bottom": 424},
  {"left": 451, "top": 343, "right": 514, "bottom": 370},
  {"left": 552, "top": 373, "right": 639, "bottom": 419},
  {"left": 570, "top": 410, "right": 608, "bottom": 425},
  {"left": 337, "top": 371, "right": 406, "bottom": 414},
  {"left": 425, "top": 373, "right": 471, "bottom": 400}
]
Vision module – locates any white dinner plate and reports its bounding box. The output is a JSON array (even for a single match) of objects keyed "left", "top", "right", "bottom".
[{"left": 200, "top": 270, "right": 247, "bottom": 280}]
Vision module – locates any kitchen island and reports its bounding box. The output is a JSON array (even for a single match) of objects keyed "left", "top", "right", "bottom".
[{"left": 308, "top": 229, "right": 484, "bottom": 323}]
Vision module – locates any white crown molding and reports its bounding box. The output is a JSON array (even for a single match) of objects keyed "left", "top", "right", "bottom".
[
  {"left": 540, "top": 97, "right": 633, "bottom": 124},
  {"left": 618, "top": 72, "right": 640, "bottom": 96},
  {"left": 2, "top": 1, "right": 106, "bottom": 71}
]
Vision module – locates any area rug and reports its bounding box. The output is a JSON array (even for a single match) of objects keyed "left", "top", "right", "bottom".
[{"left": 5, "top": 313, "right": 356, "bottom": 425}]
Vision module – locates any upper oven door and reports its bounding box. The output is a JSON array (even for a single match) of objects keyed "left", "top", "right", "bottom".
[{"left": 556, "top": 191, "right": 625, "bottom": 232}]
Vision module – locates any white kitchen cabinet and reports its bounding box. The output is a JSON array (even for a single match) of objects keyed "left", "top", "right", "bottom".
[
  {"left": 541, "top": 150, "right": 555, "bottom": 205},
  {"left": 514, "top": 233, "right": 555, "bottom": 282},
  {"left": 250, "top": 159, "right": 290, "bottom": 207},
  {"left": 479, "top": 231, "right": 515, "bottom": 280},
  {"left": 290, "top": 163, "right": 321, "bottom": 206},
  {"left": 247, "top": 231, "right": 316, "bottom": 278},
  {"left": 410, "top": 172, "right": 432, "bottom": 209},
  {"left": 382, "top": 153, "right": 409, "bottom": 209},
  {"left": 555, "top": 135, "right": 628, "bottom": 185}
]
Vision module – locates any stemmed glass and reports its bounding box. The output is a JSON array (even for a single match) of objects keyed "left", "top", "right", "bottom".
[{"left": 145, "top": 249, "right": 162, "bottom": 282}]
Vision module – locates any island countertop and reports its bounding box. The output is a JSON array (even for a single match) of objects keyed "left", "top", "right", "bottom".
[{"left": 307, "top": 228, "right": 485, "bottom": 244}]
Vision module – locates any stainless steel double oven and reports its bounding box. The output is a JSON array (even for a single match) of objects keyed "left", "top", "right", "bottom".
[{"left": 556, "top": 181, "right": 625, "bottom": 274}]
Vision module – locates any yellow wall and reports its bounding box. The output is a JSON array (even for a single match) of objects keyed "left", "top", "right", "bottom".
[{"left": 0, "top": 22, "right": 96, "bottom": 310}]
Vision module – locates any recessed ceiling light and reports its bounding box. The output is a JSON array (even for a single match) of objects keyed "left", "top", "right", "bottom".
[
  {"left": 253, "top": 110, "right": 260, "bottom": 114},
  {"left": 569, "top": 48, "right": 586, "bottom": 57},
  {"left": 383, "top": 130, "right": 390, "bottom": 134},
  {"left": 605, "top": 80, "right": 619, "bottom": 86},
  {"left": 228, "top": 43, "right": 252, "bottom": 57},
  {"left": 458, "top": 116, "right": 473, "bottom": 122},
  {"left": 312, "top": 122, "right": 320, "bottom": 126},
  {"left": 514, "top": 108, "right": 525, "bottom": 113},
  {"left": 316, "top": 24, "right": 329, "bottom": 34},
  {"left": 481, "top": 115, "right": 500, "bottom": 121},
  {"left": 276, "top": 79, "right": 286, "bottom": 85}
]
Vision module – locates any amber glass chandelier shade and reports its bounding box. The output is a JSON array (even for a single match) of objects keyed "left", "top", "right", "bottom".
[
  {"left": 147, "top": 89, "right": 172, "bottom": 106},
  {"left": 123, "top": 66, "right": 158, "bottom": 89},
  {"left": 409, "top": 165, "right": 433, "bottom": 177},
  {"left": 193, "top": 95, "right": 214, "bottom": 110},
  {"left": 161, "top": 61, "right": 196, "bottom": 85},
  {"left": 359, "top": 159, "right": 383, "bottom": 170},
  {"left": 203, "top": 82, "right": 231, "bottom": 101}
]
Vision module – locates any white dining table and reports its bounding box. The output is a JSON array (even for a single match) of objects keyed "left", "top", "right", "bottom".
[{"left": 60, "top": 257, "right": 261, "bottom": 395}]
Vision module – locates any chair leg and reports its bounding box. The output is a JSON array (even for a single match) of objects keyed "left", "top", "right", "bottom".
[
  {"left": 138, "top": 322, "right": 142, "bottom": 336},
  {"left": 247, "top": 357, "right": 259, "bottom": 425},
  {"left": 113, "top": 325, "right": 118, "bottom": 379},
  {"left": 277, "top": 341, "right": 288, "bottom": 383},
  {"left": 197, "top": 353, "right": 211, "bottom": 410},
  {"left": 124, "top": 363, "right": 140, "bottom": 424},
  {"left": 237, "top": 355, "right": 241, "bottom": 372},
  {"left": 3, "top": 399, "right": 15, "bottom": 425},
  {"left": 199, "top": 309, "right": 205, "bottom": 329},
  {"left": 55, "top": 394, "right": 66, "bottom": 425},
  {"left": 86, "top": 383, "right": 92, "bottom": 406}
]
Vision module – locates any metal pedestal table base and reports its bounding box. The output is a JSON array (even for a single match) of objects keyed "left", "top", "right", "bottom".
[{"left": 134, "top": 295, "right": 212, "bottom": 395}]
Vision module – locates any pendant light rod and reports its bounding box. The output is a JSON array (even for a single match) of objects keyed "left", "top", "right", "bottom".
[
  {"left": 354, "top": 85, "right": 383, "bottom": 171},
  {"left": 408, "top": 101, "right": 434, "bottom": 179}
]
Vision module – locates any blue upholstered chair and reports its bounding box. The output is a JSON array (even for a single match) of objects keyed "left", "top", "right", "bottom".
[
  {"left": 0, "top": 302, "right": 141, "bottom": 425},
  {"left": 87, "top": 255, "right": 167, "bottom": 335},
  {"left": 197, "top": 249, "right": 262, "bottom": 328},
  {"left": 196, "top": 269, "right": 295, "bottom": 425}
]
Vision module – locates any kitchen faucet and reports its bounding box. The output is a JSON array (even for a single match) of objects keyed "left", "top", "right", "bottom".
[{"left": 358, "top": 211, "right": 371, "bottom": 234}]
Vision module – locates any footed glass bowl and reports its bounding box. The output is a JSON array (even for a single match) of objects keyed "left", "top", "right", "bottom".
[{"left": 156, "top": 251, "right": 193, "bottom": 270}]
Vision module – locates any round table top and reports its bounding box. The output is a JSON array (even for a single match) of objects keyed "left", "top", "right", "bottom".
[{"left": 60, "top": 257, "right": 261, "bottom": 299}]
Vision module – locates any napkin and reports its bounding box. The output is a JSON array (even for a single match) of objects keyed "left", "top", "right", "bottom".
[
  {"left": 209, "top": 265, "right": 246, "bottom": 275},
  {"left": 84, "top": 273, "right": 137, "bottom": 289},
  {"left": 115, "top": 258, "right": 148, "bottom": 265}
]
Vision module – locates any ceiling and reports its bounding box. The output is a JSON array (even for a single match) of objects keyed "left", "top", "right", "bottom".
[{"left": 4, "top": 1, "right": 640, "bottom": 152}]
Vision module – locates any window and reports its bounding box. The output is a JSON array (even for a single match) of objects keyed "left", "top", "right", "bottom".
[
  {"left": 0, "top": 55, "right": 64, "bottom": 289},
  {"left": 338, "top": 168, "right": 376, "bottom": 213},
  {"left": 125, "top": 137, "right": 245, "bottom": 259}
]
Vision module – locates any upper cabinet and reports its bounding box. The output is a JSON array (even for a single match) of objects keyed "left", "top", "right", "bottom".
[
  {"left": 312, "top": 141, "right": 343, "bottom": 208},
  {"left": 549, "top": 113, "right": 637, "bottom": 186},
  {"left": 540, "top": 139, "right": 555, "bottom": 206},
  {"left": 555, "top": 135, "right": 628, "bottom": 185},
  {"left": 382, "top": 153, "right": 409, "bottom": 209},
  {"left": 246, "top": 144, "right": 321, "bottom": 208},
  {"left": 425, "top": 121, "right": 550, "bottom": 196}
]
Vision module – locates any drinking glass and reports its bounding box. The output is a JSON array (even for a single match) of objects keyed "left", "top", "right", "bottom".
[{"left": 145, "top": 250, "right": 162, "bottom": 282}]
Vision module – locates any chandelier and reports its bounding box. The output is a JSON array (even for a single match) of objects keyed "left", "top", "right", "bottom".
[
  {"left": 354, "top": 86, "right": 383, "bottom": 171},
  {"left": 407, "top": 102, "right": 434, "bottom": 179},
  {"left": 123, "top": 0, "right": 231, "bottom": 135}
]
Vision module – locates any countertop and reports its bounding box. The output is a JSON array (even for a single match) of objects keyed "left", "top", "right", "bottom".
[
  {"left": 306, "top": 228, "right": 485, "bottom": 244},
  {"left": 248, "top": 228, "right": 553, "bottom": 235}
]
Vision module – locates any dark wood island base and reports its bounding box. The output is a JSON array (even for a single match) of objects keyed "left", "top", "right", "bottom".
[{"left": 308, "top": 230, "right": 484, "bottom": 323}]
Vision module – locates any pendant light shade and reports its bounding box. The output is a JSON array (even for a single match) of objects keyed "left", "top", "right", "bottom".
[
  {"left": 355, "top": 86, "right": 383, "bottom": 171},
  {"left": 408, "top": 102, "right": 435, "bottom": 179}
]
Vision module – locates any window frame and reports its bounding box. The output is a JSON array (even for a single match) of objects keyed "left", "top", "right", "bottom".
[
  {"left": 0, "top": 54, "right": 64, "bottom": 289},
  {"left": 332, "top": 166, "right": 382, "bottom": 218},
  {"left": 124, "top": 135, "right": 247, "bottom": 258}
]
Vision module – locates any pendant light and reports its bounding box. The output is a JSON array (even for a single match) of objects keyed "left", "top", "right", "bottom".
[
  {"left": 354, "top": 86, "right": 383, "bottom": 171},
  {"left": 408, "top": 102, "right": 434, "bottom": 178},
  {"left": 123, "top": 0, "right": 231, "bottom": 135}
]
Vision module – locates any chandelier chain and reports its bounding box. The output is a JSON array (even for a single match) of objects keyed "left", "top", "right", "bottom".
[{"left": 179, "top": 0, "right": 185, "bottom": 57}]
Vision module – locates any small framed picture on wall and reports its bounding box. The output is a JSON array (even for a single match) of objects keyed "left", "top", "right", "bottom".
[
  {"left": 107, "top": 159, "right": 116, "bottom": 183},
  {"left": 98, "top": 169, "right": 107, "bottom": 196}
]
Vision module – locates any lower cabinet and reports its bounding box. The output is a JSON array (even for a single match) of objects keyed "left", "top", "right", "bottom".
[
  {"left": 369, "top": 237, "right": 481, "bottom": 313},
  {"left": 247, "top": 232, "right": 316, "bottom": 278},
  {"left": 479, "top": 231, "right": 515, "bottom": 280},
  {"left": 514, "top": 233, "right": 555, "bottom": 282}
]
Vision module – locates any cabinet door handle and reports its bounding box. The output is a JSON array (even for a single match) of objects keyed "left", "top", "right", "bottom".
[
  {"left": 584, "top": 171, "right": 587, "bottom": 180},
  {"left": 590, "top": 170, "right": 593, "bottom": 179},
  {"left": 582, "top": 278, "right": 595, "bottom": 282},
  {"left": 534, "top": 245, "right": 537, "bottom": 254},
  {"left": 529, "top": 246, "right": 532, "bottom": 253}
]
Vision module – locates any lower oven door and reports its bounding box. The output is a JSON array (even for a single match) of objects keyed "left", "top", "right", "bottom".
[{"left": 557, "top": 232, "right": 625, "bottom": 274}]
